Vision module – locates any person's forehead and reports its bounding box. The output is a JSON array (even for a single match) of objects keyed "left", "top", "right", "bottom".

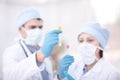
[
  {"left": 25, "top": 19, "right": 43, "bottom": 25},
  {"left": 79, "top": 33, "right": 95, "bottom": 39},
  {"left": 28, "top": 19, "right": 42, "bottom": 23}
]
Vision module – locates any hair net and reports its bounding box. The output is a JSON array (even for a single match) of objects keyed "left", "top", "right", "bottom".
[
  {"left": 16, "top": 8, "right": 42, "bottom": 28},
  {"left": 79, "top": 23, "right": 110, "bottom": 49}
]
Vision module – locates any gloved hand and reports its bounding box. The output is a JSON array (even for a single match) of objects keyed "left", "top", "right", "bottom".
[
  {"left": 41, "top": 30, "right": 62, "bottom": 57},
  {"left": 64, "top": 71, "right": 74, "bottom": 80},
  {"left": 58, "top": 55, "right": 74, "bottom": 79}
]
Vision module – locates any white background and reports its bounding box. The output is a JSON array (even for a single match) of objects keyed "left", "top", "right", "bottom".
[{"left": 0, "top": 0, "right": 120, "bottom": 79}]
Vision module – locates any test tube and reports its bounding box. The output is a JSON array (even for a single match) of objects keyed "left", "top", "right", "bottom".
[
  {"left": 66, "top": 44, "right": 77, "bottom": 62},
  {"left": 66, "top": 44, "right": 70, "bottom": 55},
  {"left": 66, "top": 44, "right": 70, "bottom": 49},
  {"left": 57, "top": 26, "right": 62, "bottom": 47}
]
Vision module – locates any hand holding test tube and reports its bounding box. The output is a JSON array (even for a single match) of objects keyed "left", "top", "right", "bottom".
[{"left": 66, "top": 44, "right": 81, "bottom": 62}]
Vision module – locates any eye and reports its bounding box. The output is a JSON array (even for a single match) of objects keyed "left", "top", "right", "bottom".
[
  {"left": 87, "top": 39, "right": 94, "bottom": 43},
  {"left": 38, "top": 25, "right": 43, "bottom": 29},
  {"left": 30, "top": 26, "right": 36, "bottom": 29},
  {"left": 79, "top": 39, "right": 84, "bottom": 43}
]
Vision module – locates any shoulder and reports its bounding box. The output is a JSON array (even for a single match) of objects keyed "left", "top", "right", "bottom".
[
  {"left": 4, "top": 42, "right": 21, "bottom": 52},
  {"left": 3, "top": 41, "right": 22, "bottom": 57},
  {"left": 102, "top": 58, "right": 120, "bottom": 79},
  {"left": 108, "top": 70, "right": 120, "bottom": 80},
  {"left": 102, "top": 58, "right": 117, "bottom": 71}
]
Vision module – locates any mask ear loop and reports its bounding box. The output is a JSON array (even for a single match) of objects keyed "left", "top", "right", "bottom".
[
  {"left": 97, "top": 47, "right": 104, "bottom": 51},
  {"left": 95, "top": 47, "right": 104, "bottom": 60}
]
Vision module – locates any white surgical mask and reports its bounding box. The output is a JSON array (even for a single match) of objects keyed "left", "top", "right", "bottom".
[
  {"left": 24, "top": 29, "right": 42, "bottom": 45},
  {"left": 78, "top": 42, "right": 99, "bottom": 65}
]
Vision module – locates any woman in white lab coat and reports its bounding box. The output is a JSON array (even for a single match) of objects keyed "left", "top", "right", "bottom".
[
  {"left": 2, "top": 8, "right": 61, "bottom": 80},
  {"left": 58, "top": 23, "right": 120, "bottom": 80}
]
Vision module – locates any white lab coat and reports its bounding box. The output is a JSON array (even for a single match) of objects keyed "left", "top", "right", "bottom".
[
  {"left": 2, "top": 40, "right": 58, "bottom": 80},
  {"left": 66, "top": 58, "right": 120, "bottom": 80}
]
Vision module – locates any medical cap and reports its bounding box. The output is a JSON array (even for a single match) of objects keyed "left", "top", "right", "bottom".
[
  {"left": 79, "top": 23, "right": 110, "bottom": 49},
  {"left": 16, "top": 8, "right": 42, "bottom": 28}
]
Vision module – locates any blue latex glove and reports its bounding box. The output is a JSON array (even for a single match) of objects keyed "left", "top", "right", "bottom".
[
  {"left": 58, "top": 55, "right": 74, "bottom": 79},
  {"left": 64, "top": 71, "right": 74, "bottom": 80},
  {"left": 41, "top": 30, "right": 62, "bottom": 57}
]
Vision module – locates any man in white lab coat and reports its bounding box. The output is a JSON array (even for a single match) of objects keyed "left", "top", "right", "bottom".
[
  {"left": 58, "top": 23, "right": 120, "bottom": 80},
  {"left": 2, "top": 8, "right": 62, "bottom": 80}
]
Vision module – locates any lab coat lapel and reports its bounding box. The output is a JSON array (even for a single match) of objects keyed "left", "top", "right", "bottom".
[
  {"left": 68, "top": 60, "right": 84, "bottom": 80},
  {"left": 83, "top": 58, "right": 104, "bottom": 78},
  {"left": 20, "top": 40, "right": 32, "bottom": 56}
]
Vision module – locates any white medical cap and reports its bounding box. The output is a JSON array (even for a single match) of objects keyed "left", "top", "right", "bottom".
[
  {"left": 79, "top": 23, "right": 110, "bottom": 49},
  {"left": 16, "top": 8, "right": 42, "bottom": 28}
]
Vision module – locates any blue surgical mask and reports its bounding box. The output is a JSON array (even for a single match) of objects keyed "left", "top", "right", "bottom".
[{"left": 24, "top": 29, "right": 42, "bottom": 45}]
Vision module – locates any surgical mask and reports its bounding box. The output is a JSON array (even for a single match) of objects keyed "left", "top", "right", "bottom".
[
  {"left": 78, "top": 42, "right": 101, "bottom": 65},
  {"left": 24, "top": 29, "right": 42, "bottom": 45}
]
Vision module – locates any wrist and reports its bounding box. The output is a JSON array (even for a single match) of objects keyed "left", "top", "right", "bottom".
[
  {"left": 64, "top": 71, "right": 74, "bottom": 80},
  {"left": 57, "top": 74, "right": 62, "bottom": 80},
  {"left": 41, "top": 46, "right": 49, "bottom": 57},
  {"left": 36, "top": 50, "right": 45, "bottom": 62},
  {"left": 58, "top": 70, "right": 66, "bottom": 79}
]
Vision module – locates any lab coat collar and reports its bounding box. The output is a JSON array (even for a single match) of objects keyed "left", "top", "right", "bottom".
[
  {"left": 83, "top": 58, "right": 104, "bottom": 77},
  {"left": 19, "top": 39, "right": 33, "bottom": 56},
  {"left": 91, "top": 58, "right": 104, "bottom": 72},
  {"left": 26, "top": 43, "right": 40, "bottom": 53}
]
